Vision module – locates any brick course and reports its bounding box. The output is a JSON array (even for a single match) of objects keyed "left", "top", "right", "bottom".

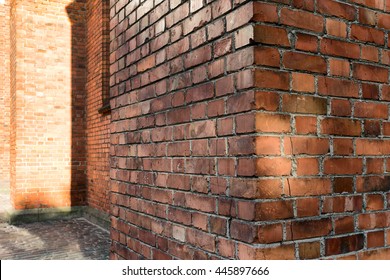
[{"left": 85, "top": 0, "right": 111, "bottom": 213}]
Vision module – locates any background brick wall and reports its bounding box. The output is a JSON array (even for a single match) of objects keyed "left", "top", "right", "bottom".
[
  {"left": 0, "top": 0, "right": 10, "bottom": 193},
  {"left": 109, "top": 0, "right": 390, "bottom": 260},
  {"left": 2, "top": 0, "right": 390, "bottom": 260},
  {"left": 1, "top": 0, "right": 111, "bottom": 213},
  {"left": 9, "top": 0, "right": 16, "bottom": 206},
  {"left": 9, "top": 0, "right": 87, "bottom": 209},
  {"left": 85, "top": 0, "right": 111, "bottom": 213}
]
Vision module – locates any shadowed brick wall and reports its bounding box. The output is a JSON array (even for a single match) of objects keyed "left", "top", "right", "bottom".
[
  {"left": 109, "top": 0, "right": 390, "bottom": 260},
  {"left": 86, "top": 0, "right": 111, "bottom": 213},
  {"left": 0, "top": 1, "right": 10, "bottom": 192}
]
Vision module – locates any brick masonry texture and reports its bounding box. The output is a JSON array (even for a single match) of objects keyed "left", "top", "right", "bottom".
[
  {"left": 9, "top": 0, "right": 87, "bottom": 209},
  {"left": 109, "top": 0, "right": 390, "bottom": 260},
  {"left": 1, "top": 0, "right": 111, "bottom": 214},
  {"left": 86, "top": 0, "right": 111, "bottom": 213},
  {"left": 0, "top": 1, "right": 10, "bottom": 190},
  {"left": 2, "top": 0, "right": 390, "bottom": 260}
]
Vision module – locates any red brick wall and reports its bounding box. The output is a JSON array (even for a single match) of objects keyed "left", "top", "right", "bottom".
[
  {"left": 3, "top": 0, "right": 111, "bottom": 213},
  {"left": 85, "top": 0, "right": 111, "bottom": 213},
  {"left": 109, "top": 0, "right": 390, "bottom": 260},
  {"left": 244, "top": 0, "right": 390, "bottom": 260},
  {"left": 0, "top": 0, "right": 10, "bottom": 192},
  {"left": 9, "top": 0, "right": 87, "bottom": 209}
]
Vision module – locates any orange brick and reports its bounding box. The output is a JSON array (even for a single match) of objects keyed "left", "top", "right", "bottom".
[
  {"left": 329, "top": 58, "right": 350, "bottom": 77},
  {"left": 295, "top": 116, "right": 317, "bottom": 134},
  {"left": 296, "top": 158, "right": 319, "bottom": 175},
  {"left": 326, "top": 18, "right": 347, "bottom": 38},
  {"left": 291, "top": 72, "right": 315, "bottom": 92}
]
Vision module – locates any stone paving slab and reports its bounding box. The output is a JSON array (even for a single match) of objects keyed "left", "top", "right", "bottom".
[{"left": 0, "top": 218, "right": 110, "bottom": 260}]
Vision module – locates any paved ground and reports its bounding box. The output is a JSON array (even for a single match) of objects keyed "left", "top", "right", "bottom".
[{"left": 0, "top": 218, "right": 110, "bottom": 260}]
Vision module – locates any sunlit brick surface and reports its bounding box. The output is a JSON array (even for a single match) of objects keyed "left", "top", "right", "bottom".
[
  {"left": 109, "top": 0, "right": 390, "bottom": 260},
  {"left": 9, "top": 0, "right": 87, "bottom": 209},
  {"left": 4, "top": 0, "right": 111, "bottom": 212}
]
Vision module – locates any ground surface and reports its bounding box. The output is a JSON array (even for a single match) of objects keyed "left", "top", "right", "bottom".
[{"left": 0, "top": 218, "right": 110, "bottom": 260}]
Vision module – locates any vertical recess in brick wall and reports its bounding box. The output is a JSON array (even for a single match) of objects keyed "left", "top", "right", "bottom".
[
  {"left": 109, "top": 0, "right": 390, "bottom": 260},
  {"left": 85, "top": 0, "right": 111, "bottom": 213}
]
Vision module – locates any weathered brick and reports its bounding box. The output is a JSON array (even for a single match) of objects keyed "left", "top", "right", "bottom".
[
  {"left": 326, "top": 18, "right": 347, "bottom": 38},
  {"left": 318, "top": 77, "right": 359, "bottom": 98},
  {"left": 282, "top": 95, "right": 327, "bottom": 114},
  {"left": 321, "top": 118, "right": 361, "bottom": 136},
  {"left": 226, "top": 2, "right": 252, "bottom": 31},
  {"left": 255, "top": 200, "right": 294, "bottom": 221},
  {"left": 283, "top": 52, "right": 326, "bottom": 73},
  {"left": 253, "top": 2, "right": 278, "bottom": 23},
  {"left": 255, "top": 92, "right": 279, "bottom": 113},
  {"left": 318, "top": 0, "right": 356, "bottom": 20},
  {"left": 361, "top": 45, "right": 379, "bottom": 62},
  {"left": 256, "top": 158, "right": 292, "bottom": 176},
  {"left": 333, "top": 138, "right": 353, "bottom": 155},
  {"left": 296, "top": 198, "right": 320, "bottom": 217},
  {"left": 356, "top": 139, "right": 390, "bottom": 155},
  {"left": 280, "top": 8, "right": 324, "bottom": 32},
  {"left": 285, "top": 178, "right": 332, "bottom": 196},
  {"left": 295, "top": 33, "right": 318, "bottom": 52},
  {"left": 326, "top": 234, "right": 364, "bottom": 256},
  {"left": 292, "top": 0, "right": 315, "bottom": 11},
  {"left": 356, "top": 176, "right": 390, "bottom": 192},
  {"left": 291, "top": 73, "right": 315, "bottom": 92},
  {"left": 284, "top": 137, "right": 329, "bottom": 155},
  {"left": 256, "top": 113, "right": 291, "bottom": 133},
  {"left": 329, "top": 58, "right": 350, "bottom": 77},
  {"left": 354, "top": 101, "right": 388, "bottom": 119},
  {"left": 299, "top": 242, "right": 321, "bottom": 259},
  {"left": 295, "top": 116, "right": 317, "bottom": 134},
  {"left": 351, "top": 24, "right": 384, "bottom": 45},
  {"left": 353, "top": 63, "right": 388, "bottom": 83},
  {"left": 320, "top": 38, "right": 360, "bottom": 59},
  {"left": 255, "top": 69, "right": 290, "bottom": 90},
  {"left": 237, "top": 244, "right": 296, "bottom": 260},
  {"left": 254, "top": 46, "right": 280, "bottom": 67},
  {"left": 331, "top": 99, "right": 351, "bottom": 117},
  {"left": 288, "top": 219, "right": 332, "bottom": 240},
  {"left": 296, "top": 158, "right": 319, "bottom": 175},
  {"left": 324, "top": 158, "right": 363, "bottom": 174},
  {"left": 322, "top": 195, "right": 363, "bottom": 213},
  {"left": 253, "top": 25, "right": 290, "bottom": 47}
]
